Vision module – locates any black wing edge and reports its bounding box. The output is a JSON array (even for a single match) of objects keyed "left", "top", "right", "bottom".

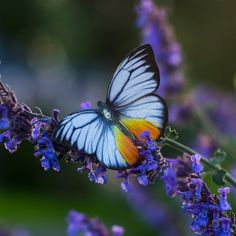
[
  {"left": 52, "top": 109, "right": 101, "bottom": 148},
  {"left": 128, "top": 44, "right": 160, "bottom": 89},
  {"left": 155, "top": 94, "right": 168, "bottom": 140},
  {"left": 106, "top": 44, "right": 160, "bottom": 104},
  {"left": 52, "top": 113, "right": 77, "bottom": 147},
  {"left": 135, "top": 44, "right": 160, "bottom": 86}
]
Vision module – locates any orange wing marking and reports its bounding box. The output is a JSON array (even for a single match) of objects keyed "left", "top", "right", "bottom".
[
  {"left": 121, "top": 118, "right": 161, "bottom": 140},
  {"left": 113, "top": 126, "right": 139, "bottom": 165}
]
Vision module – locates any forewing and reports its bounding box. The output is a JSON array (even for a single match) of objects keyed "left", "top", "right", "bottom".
[
  {"left": 106, "top": 44, "right": 159, "bottom": 107},
  {"left": 54, "top": 110, "right": 104, "bottom": 154}
]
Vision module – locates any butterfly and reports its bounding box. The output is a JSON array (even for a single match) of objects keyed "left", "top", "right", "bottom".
[{"left": 54, "top": 44, "right": 168, "bottom": 169}]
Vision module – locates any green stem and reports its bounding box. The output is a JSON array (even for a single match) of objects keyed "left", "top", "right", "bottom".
[{"left": 164, "top": 138, "right": 236, "bottom": 188}]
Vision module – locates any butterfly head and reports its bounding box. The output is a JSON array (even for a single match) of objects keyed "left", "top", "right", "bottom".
[{"left": 97, "top": 101, "right": 115, "bottom": 121}]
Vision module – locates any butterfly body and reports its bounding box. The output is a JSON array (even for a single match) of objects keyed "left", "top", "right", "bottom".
[
  {"left": 97, "top": 101, "right": 136, "bottom": 142},
  {"left": 97, "top": 101, "right": 116, "bottom": 121},
  {"left": 54, "top": 44, "right": 168, "bottom": 170}
]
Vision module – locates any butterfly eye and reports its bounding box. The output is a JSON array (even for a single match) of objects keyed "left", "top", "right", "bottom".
[{"left": 103, "top": 109, "right": 112, "bottom": 120}]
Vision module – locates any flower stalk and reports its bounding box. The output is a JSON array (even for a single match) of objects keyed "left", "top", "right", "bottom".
[{"left": 163, "top": 137, "right": 236, "bottom": 188}]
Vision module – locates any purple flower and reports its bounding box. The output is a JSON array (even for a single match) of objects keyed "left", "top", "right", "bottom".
[
  {"left": 137, "top": 175, "right": 149, "bottom": 186},
  {"left": 117, "top": 130, "right": 167, "bottom": 190},
  {"left": 80, "top": 101, "right": 92, "bottom": 110},
  {"left": 75, "top": 153, "right": 108, "bottom": 185},
  {"left": 139, "top": 130, "right": 151, "bottom": 140},
  {"left": 31, "top": 109, "right": 69, "bottom": 172},
  {"left": 135, "top": 0, "right": 192, "bottom": 127},
  {"left": 66, "top": 210, "right": 123, "bottom": 236},
  {"left": 218, "top": 187, "right": 231, "bottom": 211},
  {"left": 140, "top": 130, "right": 157, "bottom": 151},
  {"left": 191, "top": 204, "right": 209, "bottom": 232},
  {"left": 88, "top": 165, "right": 107, "bottom": 184},
  {"left": 162, "top": 154, "right": 236, "bottom": 235},
  {"left": 111, "top": 226, "right": 124, "bottom": 236},
  {"left": 0, "top": 82, "right": 35, "bottom": 153},
  {"left": 161, "top": 162, "right": 178, "bottom": 197},
  {"left": 136, "top": 0, "right": 185, "bottom": 96},
  {"left": 191, "top": 154, "right": 204, "bottom": 174},
  {"left": 0, "top": 81, "right": 66, "bottom": 170},
  {"left": 35, "top": 132, "right": 60, "bottom": 171},
  {"left": 190, "top": 178, "right": 203, "bottom": 202},
  {"left": 209, "top": 204, "right": 220, "bottom": 228},
  {"left": 218, "top": 217, "right": 231, "bottom": 236},
  {"left": 31, "top": 118, "right": 41, "bottom": 140},
  {"left": 120, "top": 178, "right": 130, "bottom": 192},
  {"left": 0, "top": 104, "right": 9, "bottom": 129}
]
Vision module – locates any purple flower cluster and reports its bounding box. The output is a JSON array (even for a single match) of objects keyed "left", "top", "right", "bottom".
[
  {"left": 0, "top": 82, "right": 35, "bottom": 153},
  {"left": 135, "top": 0, "right": 194, "bottom": 129},
  {"left": 71, "top": 129, "right": 167, "bottom": 190},
  {"left": 136, "top": 0, "right": 185, "bottom": 97},
  {"left": 66, "top": 210, "right": 124, "bottom": 236},
  {"left": 31, "top": 109, "right": 63, "bottom": 171},
  {"left": 76, "top": 154, "right": 108, "bottom": 185},
  {"left": 162, "top": 154, "right": 236, "bottom": 235},
  {"left": 116, "top": 130, "right": 167, "bottom": 192},
  {"left": 0, "top": 81, "right": 65, "bottom": 171},
  {"left": 0, "top": 80, "right": 235, "bottom": 235},
  {"left": 0, "top": 82, "right": 107, "bottom": 182}
]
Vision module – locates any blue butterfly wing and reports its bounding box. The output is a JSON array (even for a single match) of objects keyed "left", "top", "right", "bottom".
[
  {"left": 96, "top": 124, "right": 129, "bottom": 169},
  {"left": 118, "top": 94, "right": 167, "bottom": 133},
  {"left": 54, "top": 44, "right": 167, "bottom": 169},
  {"left": 107, "top": 44, "right": 160, "bottom": 107},
  {"left": 107, "top": 44, "right": 167, "bottom": 139},
  {"left": 54, "top": 110, "right": 103, "bottom": 154},
  {"left": 54, "top": 110, "right": 129, "bottom": 169}
]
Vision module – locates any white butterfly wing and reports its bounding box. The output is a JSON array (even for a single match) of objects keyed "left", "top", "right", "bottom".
[
  {"left": 54, "top": 110, "right": 103, "bottom": 154},
  {"left": 54, "top": 110, "right": 130, "bottom": 169},
  {"left": 107, "top": 44, "right": 160, "bottom": 107},
  {"left": 96, "top": 125, "right": 128, "bottom": 169},
  {"left": 107, "top": 44, "right": 167, "bottom": 138},
  {"left": 54, "top": 44, "right": 167, "bottom": 169},
  {"left": 118, "top": 95, "right": 167, "bottom": 131}
]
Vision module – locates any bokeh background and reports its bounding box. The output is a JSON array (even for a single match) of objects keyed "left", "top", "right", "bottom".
[{"left": 0, "top": 0, "right": 236, "bottom": 235}]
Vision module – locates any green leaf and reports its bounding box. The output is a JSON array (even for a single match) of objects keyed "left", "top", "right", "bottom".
[
  {"left": 212, "top": 169, "right": 226, "bottom": 186},
  {"left": 210, "top": 149, "right": 226, "bottom": 166},
  {"left": 164, "top": 126, "right": 179, "bottom": 140}
]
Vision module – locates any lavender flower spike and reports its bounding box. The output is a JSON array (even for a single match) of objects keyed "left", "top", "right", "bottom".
[
  {"left": 161, "top": 154, "right": 236, "bottom": 234},
  {"left": 136, "top": 0, "right": 185, "bottom": 96},
  {"left": 0, "top": 82, "right": 35, "bottom": 153},
  {"left": 66, "top": 210, "right": 124, "bottom": 236}
]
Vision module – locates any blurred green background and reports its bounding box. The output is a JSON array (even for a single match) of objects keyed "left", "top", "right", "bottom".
[{"left": 0, "top": 0, "right": 236, "bottom": 235}]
